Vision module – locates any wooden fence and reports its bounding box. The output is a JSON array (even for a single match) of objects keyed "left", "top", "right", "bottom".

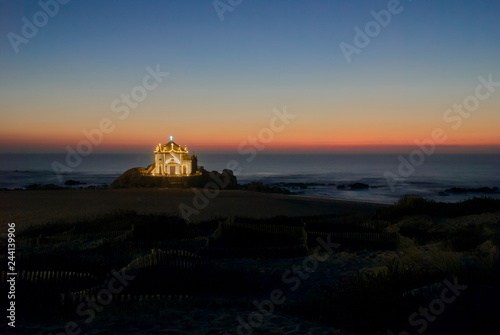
[
  {"left": 1, "top": 270, "right": 98, "bottom": 300},
  {"left": 56, "top": 249, "right": 211, "bottom": 305},
  {"left": 121, "top": 249, "right": 210, "bottom": 274},
  {"left": 16, "top": 230, "right": 132, "bottom": 248}
]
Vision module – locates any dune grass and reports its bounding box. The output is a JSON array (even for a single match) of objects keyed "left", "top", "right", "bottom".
[{"left": 4, "top": 196, "right": 500, "bottom": 333}]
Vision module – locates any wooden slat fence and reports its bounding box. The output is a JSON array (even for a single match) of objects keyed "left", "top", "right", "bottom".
[
  {"left": 121, "top": 249, "right": 210, "bottom": 274},
  {"left": 16, "top": 230, "right": 132, "bottom": 248},
  {"left": 1, "top": 270, "right": 98, "bottom": 300}
]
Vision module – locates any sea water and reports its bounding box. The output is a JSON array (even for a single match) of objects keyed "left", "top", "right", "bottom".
[{"left": 0, "top": 152, "right": 499, "bottom": 204}]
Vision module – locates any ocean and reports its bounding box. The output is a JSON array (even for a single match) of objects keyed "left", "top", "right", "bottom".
[{"left": 1, "top": 152, "right": 499, "bottom": 204}]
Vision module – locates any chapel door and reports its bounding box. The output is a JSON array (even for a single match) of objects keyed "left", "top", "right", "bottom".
[{"left": 170, "top": 166, "right": 176, "bottom": 175}]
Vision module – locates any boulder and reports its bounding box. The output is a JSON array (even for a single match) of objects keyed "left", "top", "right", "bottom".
[
  {"left": 445, "top": 186, "right": 499, "bottom": 194},
  {"left": 244, "top": 182, "right": 266, "bottom": 192},
  {"left": 240, "top": 182, "right": 292, "bottom": 195},
  {"left": 208, "top": 169, "right": 238, "bottom": 190},
  {"left": 349, "top": 182, "right": 369, "bottom": 189},
  {"left": 110, "top": 167, "right": 237, "bottom": 189},
  {"left": 64, "top": 179, "right": 87, "bottom": 186},
  {"left": 110, "top": 168, "right": 148, "bottom": 188},
  {"left": 26, "top": 184, "right": 64, "bottom": 190}
]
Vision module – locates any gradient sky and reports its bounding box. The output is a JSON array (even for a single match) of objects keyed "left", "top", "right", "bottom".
[{"left": 1, "top": 0, "right": 499, "bottom": 153}]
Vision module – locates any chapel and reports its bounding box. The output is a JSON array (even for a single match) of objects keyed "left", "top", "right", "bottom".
[{"left": 149, "top": 136, "right": 198, "bottom": 176}]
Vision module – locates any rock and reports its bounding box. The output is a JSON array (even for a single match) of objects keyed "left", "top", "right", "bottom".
[
  {"left": 245, "top": 182, "right": 265, "bottom": 192},
  {"left": 110, "top": 168, "right": 148, "bottom": 188},
  {"left": 349, "top": 182, "right": 369, "bottom": 189},
  {"left": 111, "top": 167, "right": 237, "bottom": 189},
  {"left": 445, "top": 187, "right": 467, "bottom": 194},
  {"left": 240, "top": 182, "right": 293, "bottom": 195},
  {"left": 269, "top": 186, "right": 292, "bottom": 194},
  {"left": 337, "top": 184, "right": 346, "bottom": 189},
  {"left": 221, "top": 169, "right": 238, "bottom": 189},
  {"left": 445, "top": 186, "right": 499, "bottom": 194},
  {"left": 26, "top": 184, "right": 64, "bottom": 190},
  {"left": 208, "top": 169, "right": 238, "bottom": 190},
  {"left": 277, "top": 182, "right": 308, "bottom": 189},
  {"left": 64, "top": 179, "right": 87, "bottom": 186}
]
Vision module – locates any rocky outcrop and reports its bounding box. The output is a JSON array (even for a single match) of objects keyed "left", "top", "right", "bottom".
[
  {"left": 337, "top": 183, "right": 370, "bottom": 190},
  {"left": 350, "top": 182, "right": 370, "bottom": 189},
  {"left": 23, "top": 183, "right": 107, "bottom": 191},
  {"left": 110, "top": 167, "right": 237, "bottom": 189},
  {"left": 110, "top": 167, "right": 149, "bottom": 188},
  {"left": 64, "top": 180, "right": 87, "bottom": 186},
  {"left": 239, "top": 182, "right": 295, "bottom": 195},
  {"left": 26, "top": 184, "right": 65, "bottom": 190},
  {"left": 444, "top": 187, "right": 499, "bottom": 194},
  {"left": 208, "top": 169, "right": 238, "bottom": 190}
]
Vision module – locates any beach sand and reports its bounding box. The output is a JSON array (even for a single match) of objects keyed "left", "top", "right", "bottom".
[{"left": 0, "top": 188, "right": 383, "bottom": 228}]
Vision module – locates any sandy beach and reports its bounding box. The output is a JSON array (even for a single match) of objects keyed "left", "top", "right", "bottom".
[{"left": 0, "top": 188, "right": 383, "bottom": 228}]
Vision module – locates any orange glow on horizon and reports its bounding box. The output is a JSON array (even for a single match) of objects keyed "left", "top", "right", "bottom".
[
  {"left": 1, "top": 133, "right": 499, "bottom": 153},
  {"left": 1, "top": 111, "right": 499, "bottom": 153}
]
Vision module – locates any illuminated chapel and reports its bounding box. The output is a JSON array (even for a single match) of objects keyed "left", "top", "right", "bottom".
[{"left": 148, "top": 136, "right": 198, "bottom": 176}]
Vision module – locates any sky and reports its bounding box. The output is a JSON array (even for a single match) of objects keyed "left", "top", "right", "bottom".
[{"left": 0, "top": 0, "right": 499, "bottom": 153}]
